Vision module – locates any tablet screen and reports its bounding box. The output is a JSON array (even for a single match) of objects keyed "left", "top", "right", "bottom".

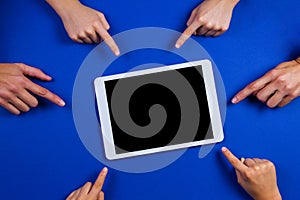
[{"left": 104, "top": 65, "right": 213, "bottom": 154}]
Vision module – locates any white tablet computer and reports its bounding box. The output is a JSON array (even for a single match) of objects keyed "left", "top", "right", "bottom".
[{"left": 94, "top": 59, "right": 223, "bottom": 160}]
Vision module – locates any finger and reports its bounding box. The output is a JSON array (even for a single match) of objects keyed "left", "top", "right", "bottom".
[
  {"left": 186, "top": 11, "right": 197, "bottom": 26},
  {"left": 73, "top": 188, "right": 81, "bottom": 199},
  {"left": 98, "top": 13, "right": 110, "bottom": 30},
  {"left": 266, "top": 90, "right": 284, "bottom": 108},
  {"left": 24, "top": 80, "right": 65, "bottom": 107},
  {"left": 75, "top": 38, "right": 85, "bottom": 44},
  {"left": 9, "top": 97, "right": 30, "bottom": 112},
  {"left": 98, "top": 191, "right": 104, "bottom": 200},
  {"left": 253, "top": 158, "right": 263, "bottom": 163},
  {"left": 205, "top": 30, "right": 217, "bottom": 37},
  {"left": 0, "top": 99, "right": 20, "bottom": 115},
  {"left": 96, "top": 27, "right": 120, "bottom": 56},
  {"left": 278, "top": 95, "right": 294, "bottom": 107},
  {"left": 175, "top": 22, "right": 199, "bottom": 48},
  {"left": 90, "top": 167, "right": 108, "bottom": 196},
  {"left": 79, "top": 182, "right": 93, "bottom": 195},
  {"left": 232, "top": 76, "right": 272, "bottom": 104},
  {"left": 86, "top": 29, "right": 101, "bottom": 43},
  {"left": 16, "top": 63, "right": 52, "bottom": 81},
  {"left": 196, "top": 26, "right": 209, "bottom": 36},
  {"left": 222, "top": 147, "right": 248, "bottom": 172},
  {"left": 17, "top": 90, "right": 38, "bottom": 108},
  {"left": 244, "top": 158, "right": 256, "bottom": 167},
  {"left": 66, "top": 190, "right": 76, "bottom": 200},
  {"left": 213, "top": 30, "right": 224, "bottom": 37},
  {"left": 81, "top": 35, "right": 93, "bottom": 44}
]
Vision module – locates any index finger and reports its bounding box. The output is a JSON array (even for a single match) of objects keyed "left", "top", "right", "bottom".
[
  {"left": 232, "top": 75, "right": 272, "bottom": 104},
  {"left": 25, "top": 79, "right": 65, "bottom": 107},
  {"left": 96, "top": 28, "right": 120, "bottom": 56},
  {"left": 222, "top": 147, "right": 248, "bottom": 172},
  {"left": 175, "top": 22, "right": 199, "bottom": 48},
  {"left": 90, "top": 167, "right": 108, "bottom": 195}
]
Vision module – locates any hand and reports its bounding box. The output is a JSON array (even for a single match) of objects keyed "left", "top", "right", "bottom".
[
  {"left": 232, "top": 58, "right": 300, "bottom": 108},
  {"left": 0, "top": 63, "right": 65, "bottom": 115},
  {"left": 175, "top": 0, "right": 239, "bottom": 48},
  {"left": 66, "top": 167, "right": 108, "bottom": 200},
  {"left": 46, "top": 0, "right": 119, "bottom": 56},
  {"left": 222, "top": 147, "right": 282, "bottom": 200}
]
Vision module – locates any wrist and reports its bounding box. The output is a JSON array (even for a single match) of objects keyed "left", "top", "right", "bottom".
[
  {"left": 255, "top": 190, "right": 282, "bottom": 200},
  {"left": 46, "top": 0, "right": 81, "bottom": 19}
]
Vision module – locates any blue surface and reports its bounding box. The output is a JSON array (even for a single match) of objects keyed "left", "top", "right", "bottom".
[{"left": 0, "top": 0, "right": 300, "bottom": 199}]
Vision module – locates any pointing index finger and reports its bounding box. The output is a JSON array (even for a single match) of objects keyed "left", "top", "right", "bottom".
[
  {"left": 90, "top": 167, "right": 108, "bottom": 195},
  {"left": 222, "top": 147, "right": 248, "bottom": 172},
  {"left": 232, "top": 75, "right": 272, "bottom": 104},
  {"left": 95, "top": 26, "right": 120, "bottom": 56},
  {"left": 175, "top": 22, "right": 199, "bottom": 48},
  {"left": 25, "top": 79, "right": 65, "bottom": 106}
]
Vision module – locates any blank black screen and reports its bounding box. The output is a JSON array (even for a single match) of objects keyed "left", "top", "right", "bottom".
[{"left": 104, "top": 65, "right": 213, "bottom": 154}]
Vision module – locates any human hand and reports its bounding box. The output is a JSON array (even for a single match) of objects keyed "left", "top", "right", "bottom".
[
  {"left": 232, "top": 58, "right": 300, "bottom": 108},
  {"left": 0, "top": 63, "right": 65, "bottom": 115},
  {"left": 66, "top": 167, "right": 108, "bottom": 200},
  {"left": 47, "top": 0, "right": 119, "bottom": 56},
  {"left": 222, "top": 147, "right": 282, "bottom": 200},
  {"left": 175, "top": 0, "right": 239, "bottom": 48}
]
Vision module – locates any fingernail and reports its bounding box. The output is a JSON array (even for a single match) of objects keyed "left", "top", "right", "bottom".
[
  {"left": 231, "top": 97, "right": 237, "bottom": 103},
  {"left": 115, "top": 50, "right": 120, "bottom": 56},
  {"left": 103, "top": 167, "right": 108, "bottom": 172},
  {"left": 175, "top": 43, "right": 180, "bottom": 48},
  {"left": 58, "top": 99, "right": 65, "bottom": 106},
  {"left": 221, "top": 147, "right": 227, "bottom": 152}
]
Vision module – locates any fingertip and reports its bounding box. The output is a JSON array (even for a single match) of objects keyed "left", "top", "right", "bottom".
[
  {"left": 175, "top": 43, "right": 181, "bottom": 49},
  {"left": 103, "top": 167, "right": 108, "bottom": 173},
  {"left": 114, "top": 50, "right": 120, "bottom": 56},
  {"left": 231, "top": 96, "right": 238, "bottom": 104},
  {"left": 45, "top": 75, "right": 52, "bottom": 81},
  {"left": 58, "top": 99, "right": 65, "bottom": 107},
  {"left": 221, "top": 147, "right": 228, "bottom": 152}
]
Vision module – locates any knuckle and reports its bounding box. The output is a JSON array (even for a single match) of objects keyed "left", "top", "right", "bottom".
[
  {"left": 267, "top": 69, "right": 278, "bottom": 79},
  {"left": 70, "top": 34, "right": 79, "bottom": 41},
  {"left": 98, "top": 12, "right": 105, "bottom": 18},
  {"left": 16, "top": 77, "right": 25, "bottom": 85},
  {"left": 205, "top": 22, "right": 214, "bottom": 29},
  {"left": 266, "top": 161, "right": 275, "bottom": 168},
  {"left": 248, "top": 82, "right": 257, "bottom": 90},
  {"left": 85, "top": 28, "right": 94, "bottom": 35},
  {"left": 7, "top": 84, "right": 19, "bottom": 93},
  {"left": 275, "top": 76, "right": 287, "bottom": 84},
  {"left": 290, "top": 91, "right": 298, "bottom": 98},
  {"left": 196, "top": 17, "right": 204, "bottom": 23},
  {"left": 220, "top": 26, "right": 228, "bottom": 32},
  {"left": 93, "top": 21, "right": 101, "bottom": 28},
  {"left": 38, "top": 88, "right": 49, "bottom": 96},
  {"left": 0, "top": 91, "right": 10, "bottom": 99}
]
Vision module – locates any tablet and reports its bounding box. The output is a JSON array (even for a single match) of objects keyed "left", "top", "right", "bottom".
[{"left": 94, "top": 59, "right": 224, "bottom": 160}]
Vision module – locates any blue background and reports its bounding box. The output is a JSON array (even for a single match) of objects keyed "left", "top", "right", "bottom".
[{"left": 1, "top": 0, "right": 300, "bottom": 199}]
